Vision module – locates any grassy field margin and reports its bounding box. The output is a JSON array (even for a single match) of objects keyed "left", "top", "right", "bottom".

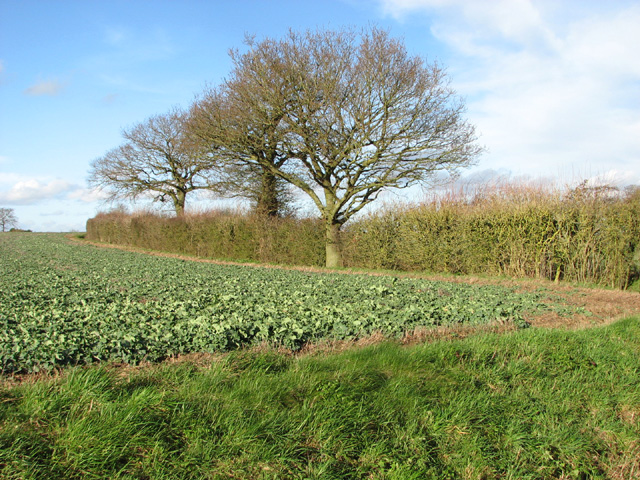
[{"left": 1, "top": 317, "right": 639, "bottom": 479}]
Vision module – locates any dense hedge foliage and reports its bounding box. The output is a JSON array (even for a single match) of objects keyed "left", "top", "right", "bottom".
[
  {"left": 87, "top": 184, "right": 640, "bottom": 289},
  {"left": 344, "top": 184, "right": 640, "bottom": 289},
  {"left": 1, "top": 234, "right": 549, "bottom": 373},
  {"left": 87, "top": 210, "right": 325, "bottom": 266}
]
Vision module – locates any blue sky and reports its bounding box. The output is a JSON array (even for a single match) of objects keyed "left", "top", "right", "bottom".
[{"left": 1, "top": 0, "right": 639, "bottom": 232}]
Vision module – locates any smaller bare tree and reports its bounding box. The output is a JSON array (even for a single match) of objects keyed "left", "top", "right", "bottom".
[
  {"left": 89, "top": 108, "right": 217, "bottom": 216},
  {"left": 0, "top": 208, "right": 18, "bottom": 232},
  {"left": 189, "top": 80, "right": 294, "bottom": 217}
]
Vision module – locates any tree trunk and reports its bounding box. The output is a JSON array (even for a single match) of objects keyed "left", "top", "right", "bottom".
[
  {"left": 256, "top": 169, "right": 280, "bottom": 217},
  {"left": 174, "top": 190, "right": 186, "bottom": 216},
  {"left": 325, "top": 221, "right": 342, "bottom": 268}
]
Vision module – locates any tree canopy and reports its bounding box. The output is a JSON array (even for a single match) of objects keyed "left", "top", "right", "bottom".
[
  {"left": 90, "top": 26, "right": 481, "bottom": 266},
  {"left": 189, "top": 85, "right": 293, "bottom": 217},
  {"left": 89, "top": 108, "right": 216, "bottom": 216},
  {"left": 194, "top": 27, "right": 482, "bottom": 266}
]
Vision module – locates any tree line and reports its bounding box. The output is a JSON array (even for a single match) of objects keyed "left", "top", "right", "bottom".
[{"left": 88, "top": 26, "right": 481, "bottom": 267}]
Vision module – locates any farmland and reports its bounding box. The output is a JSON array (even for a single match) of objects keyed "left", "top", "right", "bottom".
[
  {"left": 0, "top": 233, "right": 561, "bottom": 374},
  {"left": 2, "top": 233, "right": 640, "bottom": 478}
]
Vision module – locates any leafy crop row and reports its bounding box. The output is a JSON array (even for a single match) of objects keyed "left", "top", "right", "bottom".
[{"left": 2, "top": 234, "right": 556, "bottom": 373}]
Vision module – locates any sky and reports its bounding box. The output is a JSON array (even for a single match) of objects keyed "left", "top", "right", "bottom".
[{"left": 1, "top": 0, "right": 639, "bottom": 232}]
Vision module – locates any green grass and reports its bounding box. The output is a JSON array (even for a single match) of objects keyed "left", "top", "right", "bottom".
[{"left": 2, "top": 317, "right": 639, "bottom": 479}]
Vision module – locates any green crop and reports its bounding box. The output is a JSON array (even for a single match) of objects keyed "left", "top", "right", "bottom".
[{"left": 1, "top": 234, "right": 557, "bottom": 373}]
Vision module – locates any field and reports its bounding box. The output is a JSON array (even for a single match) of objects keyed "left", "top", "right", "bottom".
[
  {"left": 2, "top": 233, "right": 640, "bottom": 479},
  {"left": 0, "top": 233, "right": 567, "bottom": 374}
]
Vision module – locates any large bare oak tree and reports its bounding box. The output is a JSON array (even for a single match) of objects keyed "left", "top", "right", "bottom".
[
  {"left": 89, "top": 108, "right": 216, "bottom": 216},
  {"left": 198, "top": 27, "right": 481, "bottom": 266}
]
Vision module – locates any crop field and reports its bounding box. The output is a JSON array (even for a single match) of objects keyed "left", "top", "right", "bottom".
[
  {"left": 0, "top": 233, "right": 565, "bottom": 374},
  {"left": 2, "top": 233, "right": 640, "bottom": 479}
]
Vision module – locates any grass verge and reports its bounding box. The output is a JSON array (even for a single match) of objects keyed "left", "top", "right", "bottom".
[{"left": 2, "top": 317, "right": 639, "bottom": 479}]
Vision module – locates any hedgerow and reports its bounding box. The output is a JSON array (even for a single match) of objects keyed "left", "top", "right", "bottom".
[{"left": 87, "top": 182, "right": 640, "bottom": 289}]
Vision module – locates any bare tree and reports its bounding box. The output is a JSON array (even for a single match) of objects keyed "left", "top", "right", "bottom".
[
  {"left": 0, "top": 208, "right": 18, "bottom": 232},
  {"left": 189, "top": 63, "right": 295, "bottom": 217},
  {"left": 212, "top": 27, "right": 482, "bottom": 266},
  {"left": 89, "top": 108, "right": 217, "bottom": 216}
]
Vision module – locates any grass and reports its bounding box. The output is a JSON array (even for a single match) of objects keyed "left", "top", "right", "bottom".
[{"left": 2, "top": 316, "right": 639, "bottom": 479}]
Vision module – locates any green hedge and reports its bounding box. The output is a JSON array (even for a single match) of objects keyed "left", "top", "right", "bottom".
[
  {"left": 86, "top": 211, "right": 325, "bottom": 267},
  {"left": 343, "top": 186, "right": 640, "bottom": 289},
  {"left": 87, "top": 186, "right": 640, "bottom": 289}
]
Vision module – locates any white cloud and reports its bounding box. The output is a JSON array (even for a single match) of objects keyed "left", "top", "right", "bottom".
[
  {"left": 0, "top": 173, "right": 114, "bottom": 206},
  {"left": 0, "top": 178, "right": 75, "bottom": 204},
  {"left": 0, "top": 172, "right": 25, "bottom": 185},
  {"left": 585, "top": 169, "right": 640, "bottom": 188},
  {"left": 381, "top": 0, "right": 555, "bottom": 49},
  {"left": 40, "top": 210, "right": 66, "bottom": 217},
  {"left": 0, "top": 176, "right": 112, "bottom": 231},
  {"left": 379, "top": 0, "right": 640, "bottom": 181},
  {"left": 67, "top": 187, "right": 110, "bottom": 203},
  {"left": 23, "top": 79, "right": 66, "bottom": 96},
  {"left": 0, "top": 171, "right": 148, "bottom": 215}
]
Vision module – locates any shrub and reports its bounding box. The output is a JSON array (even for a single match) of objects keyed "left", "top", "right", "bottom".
[{"left": 86, "top": 180, "right": 640, "bottom": 289}]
